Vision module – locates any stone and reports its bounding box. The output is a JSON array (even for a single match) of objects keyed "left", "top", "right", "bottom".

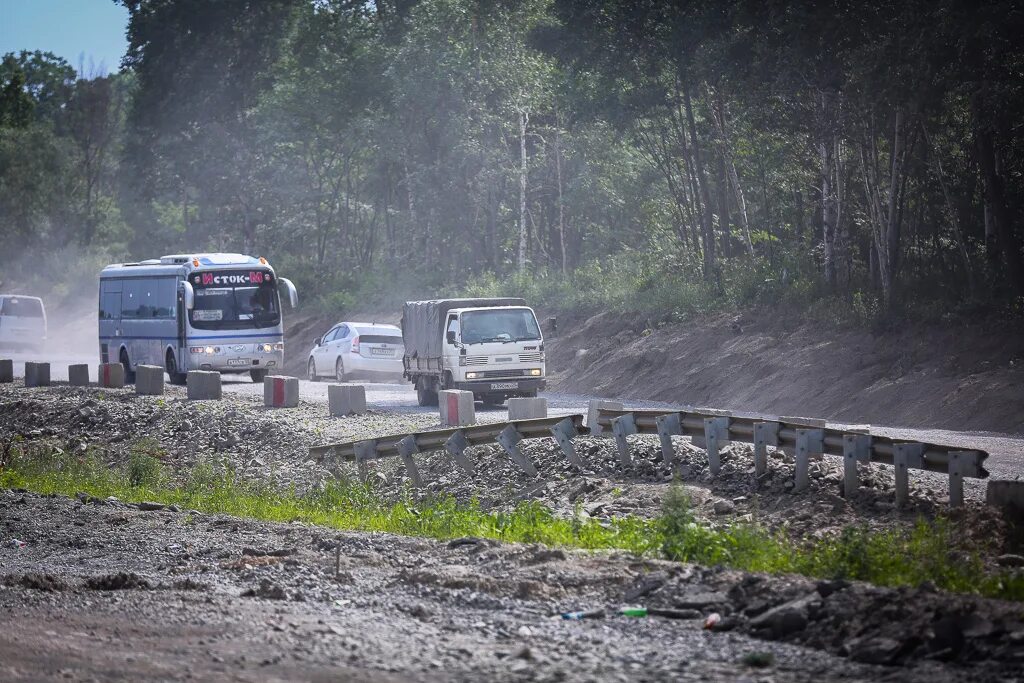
[
  {"left": 713, "top": 499, "right": 736, "bottom": 515},
  {"left": 135, "top": 364, "right": 165, "bottom": 396},
  {"left": 328, "top": 383, "right": 366, "bottom": 416},
  {"left": 439, "top": 389, "right": 475, "bottom": 426},
  {"left": 264, "top": 375, "right": 299, "bottom": 408},
  {"left": 0, "top": 359, "right": 12, "bottom": 383},
  {"left": 186, "top": 370, "right": 221, "bottom": 400},
  {"left": 98, "top": 363, "right": 125, "bottom": 388},
  {"left": 137, "top": 501, "right": 166, "bottom": 511},
  {"left": 68, "top": 364, "right": 90, "bottom": 386},
  {"left": 586, "top": 399, "right": 623, "bottom": 436},
  {"left": 24, "top": 362, "right": 50, "bottom": 387},
  {"left": 987, "top": 480, "right": 1024, "bottom": 510},
  {"left": 996, "top": 554, "right": 1024, "bottom": 568},
  {"left": 848, "top": 637, "right": 904, "bottom": 665},
  {"left": 507, "top": 397, "right": 548, "bottom": 420},
  {"left": 672, "top": 591, "right": 728, "bottom": 610},
  {"left": 749, "top": 593, "right": 819, "bottom": 639}
]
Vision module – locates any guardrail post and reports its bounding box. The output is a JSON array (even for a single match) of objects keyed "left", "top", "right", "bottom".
[
  {"left": 396, "top": 435, "right": 423, "bottom": 489},
  {"left": 550, "top": 417, "right": 582, "bottom": 468},
  {"left": 947, "top": 451, "right": 973, "bottom": 508},
  {"left": 842, "top": 433, "right": 872, "bottom": 498},
  {"left": 794, "top": 429, "right": 824, "bottom": 492},
  {"left": 702, "top": 416, "right": 730, "bottom": 475},
  {"left": 588, "top": 400, "right": 623, "bottom": 436},
  {"left": 353, "top": 440, "right": 376, "bottom": 482},
  {"left": 655, "top": 412, "right": 682, "bottom": 468},
  {"left": 753, "top": 421, "right": 779, "bottom": 479},
  {"left": 444, "top": 430, "right": 475, "bottom": 474},
  {"left": 893, "top": 443, "right": 925, "bottom": 507},
  {"left": 497, "top": 425, "right": 538, "bottom": 476},
  {"left": 611, "top": 414, "right": 636, "bottom": 467}
]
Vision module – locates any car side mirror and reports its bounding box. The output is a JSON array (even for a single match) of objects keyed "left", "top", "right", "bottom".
[
  {"left": 446, "top": 330, "right": 457, "bottom": 344},
  {"left": 314, "top": 337, "right": 322, "bottom": 347}
]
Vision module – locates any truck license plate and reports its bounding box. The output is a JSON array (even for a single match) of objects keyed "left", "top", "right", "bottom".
[
  {"left": 490, "top": 382, "right": 518, "bottom": 390},
  {"left": 227, "top": 359, "right": 247, "bottom": 366}
]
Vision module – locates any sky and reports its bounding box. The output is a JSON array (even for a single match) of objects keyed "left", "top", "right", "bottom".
[{"left": 0, "top": 0, "right": 129, "bottom": 76}]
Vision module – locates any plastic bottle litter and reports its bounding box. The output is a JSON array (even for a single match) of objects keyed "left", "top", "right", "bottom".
[
  {"left": 561, "top": 609, "right": 606, "bottom": 620},
  {"left": 619, "top": 606, "right": 648, "bottom": 618},
  {"left": 703, "top": 612, "right": 722, "bottom": 629},
  {"left": 8, "top": 539, "right": 27, "bottom": 549}
]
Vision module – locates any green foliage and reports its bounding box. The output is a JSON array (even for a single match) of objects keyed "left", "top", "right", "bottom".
[{"left": 126, "top": 439, "right": 167, "bottom": 488}]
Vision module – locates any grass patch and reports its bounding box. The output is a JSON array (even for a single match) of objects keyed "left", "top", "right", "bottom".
[{"left": 2, "top": 442, "right": 1021, "bottom": 601}]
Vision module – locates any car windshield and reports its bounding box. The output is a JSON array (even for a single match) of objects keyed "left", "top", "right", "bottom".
[
  {"left": 190, "top": 283, "right": 280, "bottom": 330},
  {"left": 461, "top": 309, "right": 541, "bottom": 344}
]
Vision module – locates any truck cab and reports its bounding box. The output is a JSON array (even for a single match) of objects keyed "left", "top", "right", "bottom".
[{"left": 402, "top": 298, "right": 546, "bottom": 406}]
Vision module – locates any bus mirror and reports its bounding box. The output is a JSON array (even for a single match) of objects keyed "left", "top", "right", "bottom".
[
  {"left": 280, "top": 277, "right": 298, "bottom": 308},
  {"left": 182, "top": 281, "right": 195, "bottom": 311}
]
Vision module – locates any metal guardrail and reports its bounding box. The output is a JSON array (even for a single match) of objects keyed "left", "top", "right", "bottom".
[
  {"left": 595, "top": 408, "right": 988, "bottom": 507},
  {"left": 310, "top": 415, "right": 585, "bottom": 487}
]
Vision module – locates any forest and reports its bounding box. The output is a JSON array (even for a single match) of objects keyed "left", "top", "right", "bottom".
[{"left": 1, "top": 0, "right": 1022, "bottom": 323}]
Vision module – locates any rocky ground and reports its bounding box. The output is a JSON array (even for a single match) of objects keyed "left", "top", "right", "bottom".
[{"left": 2, "top": 490, "right": 1024, "bottom": 682}]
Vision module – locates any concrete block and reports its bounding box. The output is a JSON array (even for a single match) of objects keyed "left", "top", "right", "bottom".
[
  {"left": 24, "top": 362, "right": 50, "bottom": 387},
  {"left": 439, "top": 389, "right": 475, "bottom": 427},
  {"left": 986, "top": 480, "right": 1024, "bottom": 510},
  {"left": 586, "top": 399, "right": 623, "bottom": 435},
  {"left": 328, "top": 383, "right": 366, "bottom": 416},
  {"left": 186, "top": 370, "right": 221, "bottom": 400},
  {"left": 68, "top": 364, "right": 90, "bottom": 386},
  {"left": 508, "top": 397, "right": 548, "bottom": 420},
  {"left": 264, "top": 375, "right": 299, "bottom": 408},
  {"left": 136, "top": 364, "right": 165, "bottom": 396},
  {"left": 0, "top": 359, "right": 12, "bottom": 383},
  {"left": 98, "top": 363, "right": 125, "bottom": 388}
]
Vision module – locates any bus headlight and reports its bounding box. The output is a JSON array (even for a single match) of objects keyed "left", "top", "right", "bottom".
[
  {"left": 205, "top": 346, "right": 215, "bottom": 354},
  {"left": 528, "top": 368, "right": 542, "bottom": 376},
  {"left": 260, "top": 343, "right": 273, "bottom": 353},
  {"left": 273, "top": 342, "right": 284, "bottom": 352}
]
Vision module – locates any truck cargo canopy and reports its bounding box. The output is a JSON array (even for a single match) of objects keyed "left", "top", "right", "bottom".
[{"left": 402, "top": 298, "right": 527, "bottom": 358}]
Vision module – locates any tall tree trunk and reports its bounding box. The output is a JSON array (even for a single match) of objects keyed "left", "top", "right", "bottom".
[
  {"left": 517, "top": 109, "right": 529, "bottom": 272},
  {"left": 716, "top": 152, "right": 731, "bottom": 258},
  {"left": 819, "top": 90, "right": 839, "bottom": 289},
  {"left": 682, "top": 85, "right": 715, "bottom": 279},
  {"left": 555, "top": 122, "right": 567, "bottom": 274}
]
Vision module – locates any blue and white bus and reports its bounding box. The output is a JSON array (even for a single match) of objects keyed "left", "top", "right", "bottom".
[{"left": 98, "top": 253, "right": 298, "bottom": 384}]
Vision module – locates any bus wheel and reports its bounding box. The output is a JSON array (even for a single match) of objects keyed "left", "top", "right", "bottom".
[
  {"left": 250, "top": 369, "right": 268, "bottom": 383},
  {"left": 120, "top": 348, "right": 136, "bottom": 384},
  {"left": 166, "top": 351, "right": 187, "bottom": 385}
]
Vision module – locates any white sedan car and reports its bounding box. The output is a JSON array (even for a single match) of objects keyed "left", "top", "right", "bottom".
[{"left": 307, "top": 322, "right": 404, "bottom": 382}]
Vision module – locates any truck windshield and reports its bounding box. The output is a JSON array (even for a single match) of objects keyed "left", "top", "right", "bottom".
[
  {"left": 461, "top": 309, "right": 541, "bottom": 344},
  {"left": 190, "top": 283, "right": 280, "bottom": 330}
]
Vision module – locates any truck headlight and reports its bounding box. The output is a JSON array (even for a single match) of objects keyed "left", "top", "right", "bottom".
[
  {"left": 465, "top": 371, "right": 480, "bottom": 379},
  {"left": 528, "top": 368, "right": 542, "bottom": 376}
]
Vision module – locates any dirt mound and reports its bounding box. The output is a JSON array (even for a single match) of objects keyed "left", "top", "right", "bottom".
[{"left": 546, "top": 310, "right": 1024, "bottom": 434}]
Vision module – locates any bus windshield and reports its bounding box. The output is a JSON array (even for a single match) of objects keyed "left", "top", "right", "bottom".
[
  {"left": 461, "top": 308, "right": 540, "bottom": 344},
  {"left": 190, "top": 282, "right": 280, "bottom": 330}
]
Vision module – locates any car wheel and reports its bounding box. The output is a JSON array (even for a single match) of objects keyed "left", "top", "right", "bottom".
[
  {"left": 308, "top": 358, "right": 318, "bottom": 382},
  {"left": 166, "top": 351, "right": 186, "bottom": 385},
  {"left": 120, "top": 348, "right": 136, "bottom": 384},
  {"left": 250, "top": 369, "right": 268, "bottom": 383},
  {"left": 335, "top": 357, "right": 346, "bottom": 382}
]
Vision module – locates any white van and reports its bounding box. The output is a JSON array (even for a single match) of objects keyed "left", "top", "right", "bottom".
[{"left": 0, "top": 295, "right": 47, "bottom": 351}]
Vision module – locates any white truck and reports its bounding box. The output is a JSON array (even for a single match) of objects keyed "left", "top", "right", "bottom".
[{"left": 402, "top": 298, "right": 546, "bottom": 406}]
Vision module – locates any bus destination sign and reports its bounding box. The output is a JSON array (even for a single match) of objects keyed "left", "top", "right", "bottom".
[{"left": 192, "top": 270, "right": 273, "bottom": 287}]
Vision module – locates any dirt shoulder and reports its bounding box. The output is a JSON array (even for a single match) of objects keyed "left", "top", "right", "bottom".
[
  {"left": 546, "top": 310, "right": 1024, "bottom": 434},
  {"left": 2, "top": 491, "right": 1023, "bottom": 682}
]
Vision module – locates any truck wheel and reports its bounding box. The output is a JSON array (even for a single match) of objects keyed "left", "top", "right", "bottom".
[
  {"left": 250, "top": 369, "right": 268, "bottom": 383},
  {"left": 166, "top": 351, "right": 187, "bottom": 385},
  {"left": 482, "top": 395, "right": 505, "bottom": 407},
  {"left": 120, "top": 348, "right": 136, "bottom": 384},
  {"left": 416, "top": 379, "right": 438, "bottom": 407}
]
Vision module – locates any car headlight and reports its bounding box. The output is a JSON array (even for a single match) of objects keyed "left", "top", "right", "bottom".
[
  {"left": 528, "top": 368, "right": 542, "bottom": 376},
  {"left": 465, "top": 371, "right": 480, "bottom": 379}
]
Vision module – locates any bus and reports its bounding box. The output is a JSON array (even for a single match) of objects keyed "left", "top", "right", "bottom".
[{"left": 98, "top": 253, "right": 298, "bottom": 384}]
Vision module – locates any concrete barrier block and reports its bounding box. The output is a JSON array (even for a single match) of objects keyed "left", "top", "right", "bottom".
[
  {"left": 68, "top": 364, "right": 90, "bottom": 386},
  {"left": 98, "top": 363, "right": 125, "bottom": 389},
  {"left": 264, "top": 375, "right": 299, "bottom": 408},
  {"left": 186, "top": 370, "right": 221, "bottom": 400},
  {"left": 328, "top": 383, "right": 366, "bottom": 416},
  {"left": 136, "top": 364, "right": 165, "bottom": 396},
  {"left": 440, "top": 389, "right": 475, "bottom": 427},
  {"left": 586, "top": 399, "right": 623, "bottom": 435},
  {"left": 0, "top": 359, "right": 12, "bottom": 383},
  {"left": 986, "top": 480, "right": 1024, "bottom": 510},
  {"left": 24, "top": 362, "right": 50, "bottom": 388},
  {"left": 508, "top": 397, "right": 548, "bottom": 420}
]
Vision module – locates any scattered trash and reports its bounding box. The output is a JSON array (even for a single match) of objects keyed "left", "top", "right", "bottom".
[
  {"left": 741, "top": 651, "right": 775, "bottom": 668},
  {"left": 332, "top": 598, "right": 351, "bottom": 608},
  {"left": 561, "top": 609, "right": 606, "bottom": 620},
  {"left": 703, "top": 612, "right": 722, "bottom": 629},
  {"left": 8, "top": 539, "right": 27, "bottom": 549},
  {"left": 619, "top": 606, "right": 647, "bottom": 618}
]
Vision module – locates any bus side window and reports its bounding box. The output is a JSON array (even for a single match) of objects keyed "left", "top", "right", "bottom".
[
  {"left": 99, "top": 281, "right": 122, "bottom": 320},
  {"left": 157, "top": 279, "right": 176, "bottom": 318},
  {"left": 122, "top": 280, "right": 141, "bottom": 319}
]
